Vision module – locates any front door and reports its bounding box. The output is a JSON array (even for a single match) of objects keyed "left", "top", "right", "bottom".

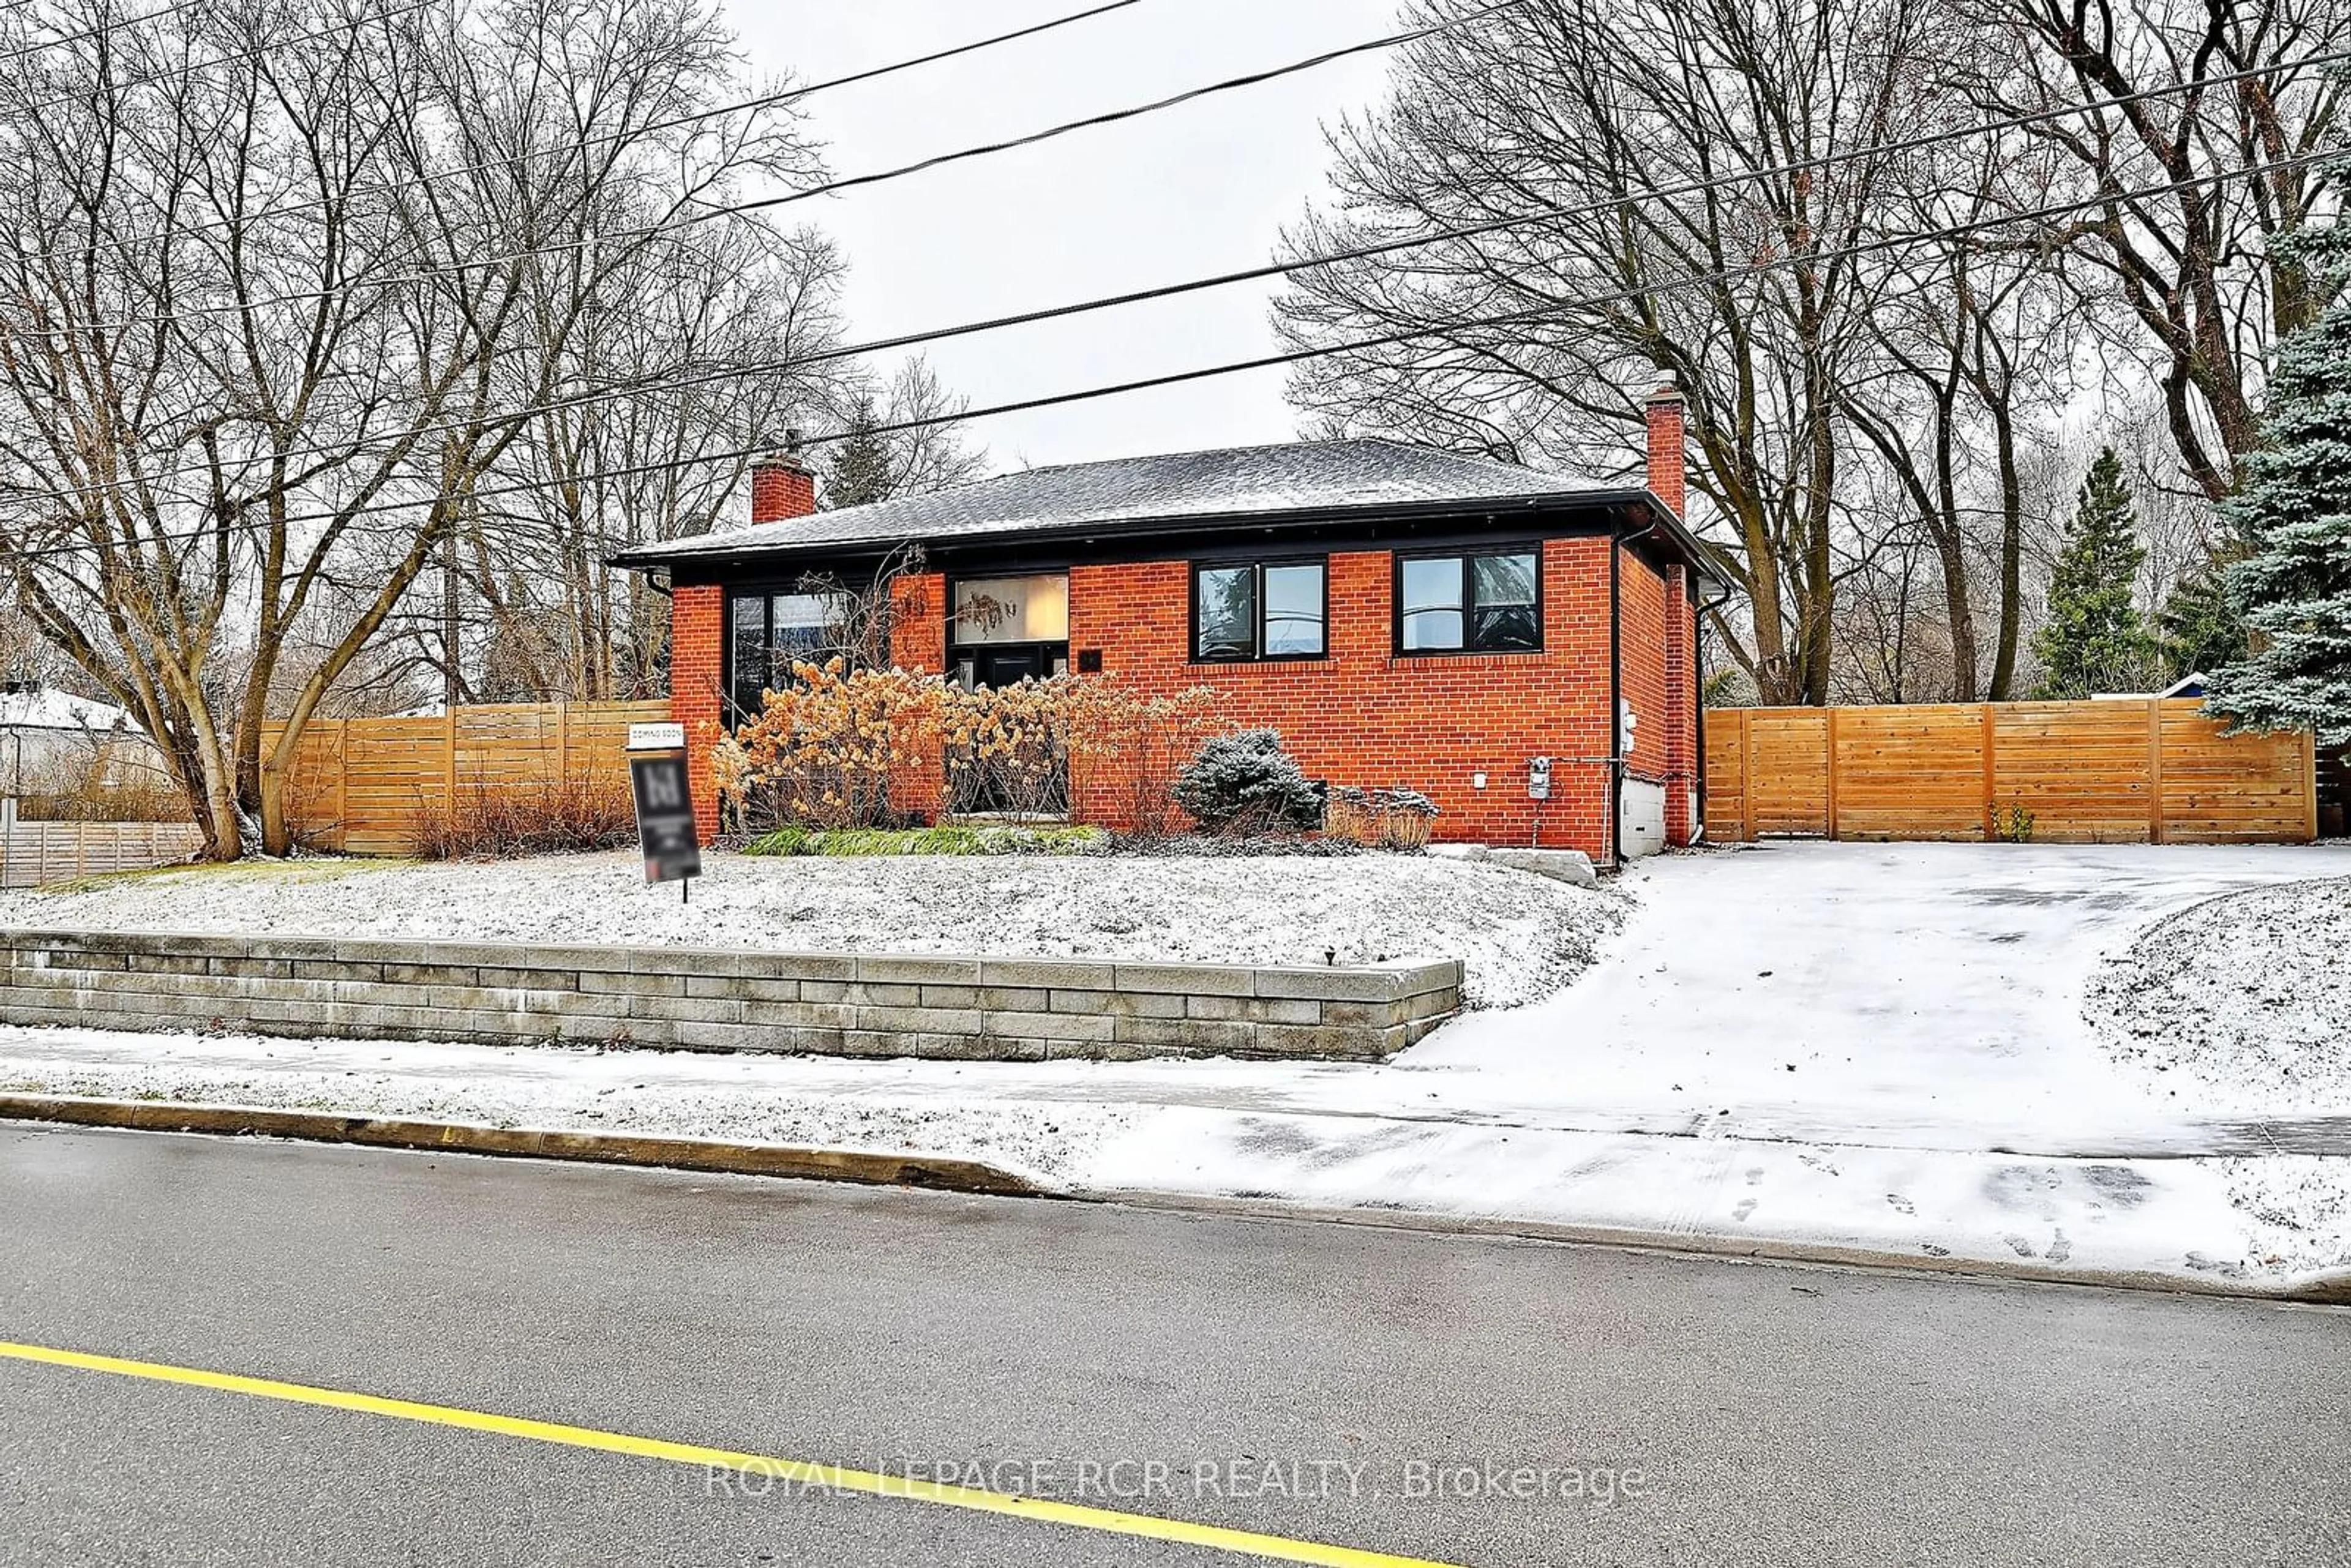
[
  {"left": 973, "top": 646, "right": 1048, "bottom": 688},
  {"left": 953, "top": 642, "right": 1070, "bottom": 817}
]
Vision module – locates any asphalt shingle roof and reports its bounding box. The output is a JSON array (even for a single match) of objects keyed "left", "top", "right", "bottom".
[{"left": 613, "top": 438, "right": 1629, "bottom": 566}]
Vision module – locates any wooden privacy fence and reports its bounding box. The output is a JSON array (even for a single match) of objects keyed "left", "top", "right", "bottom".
[
  {"left": 265, "top": 700, "right": 670, "bottom": 855},
  {"left": 1705, "top": 699, "right": 2318, "bottom": 845},
  {"left": 0, "top": 820, "right": 203, "bottom": 887}
]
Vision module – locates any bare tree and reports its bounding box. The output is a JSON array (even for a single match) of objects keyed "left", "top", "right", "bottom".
[
  {"left": 1276, "top": 0, "right": 1940, "bottom": 705},
  {"left": 0, "top": 0, "right": 833, "bottom": 855},
  {"left": 1966, "top": 0, "right": 2347, "bottom": 499},
  {"left": 1834, "top": 100, "right": 2080, "bottom": 700},
  {"left": 437, "top": 217, "right": 846, "bottom": 705}
]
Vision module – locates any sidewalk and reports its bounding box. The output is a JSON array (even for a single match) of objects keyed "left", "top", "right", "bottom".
[{"left": 3, "top": 841, "right": 2345, "bottom": 1294}]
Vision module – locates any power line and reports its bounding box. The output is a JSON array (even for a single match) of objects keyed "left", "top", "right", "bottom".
[
  {"left": 16, "top": 43, "right": 2343, "bottom": 505},
  {"left": 1, "top": 0, "right": 1153, "bottom": 266},
  {"left": 10, "top": 0, "right": 435, "bottom": 121},
  {"left": 5, "top": 0, "right": 1528, "bottom": 338},
  {"left": 2, "top": 149, "right": 2325, "bottom": 567},
  {"left": 0, "top": 0, "right": 204, "bottom": 67}
]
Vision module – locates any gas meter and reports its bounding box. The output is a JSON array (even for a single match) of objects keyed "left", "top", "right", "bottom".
[{"left": 1526, "top": 756, "right": 1553, "bottom": 800}]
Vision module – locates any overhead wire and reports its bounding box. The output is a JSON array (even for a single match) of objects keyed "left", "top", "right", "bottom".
[
  {"left": 0, "top": 0, "right": 204, "bottom": 67},
  {"left": 2, "top": 149, "right": 2328, "bottom": 566},
  {"left": 10, "top": 43, "right": 2341, "bottom": 512},
  {"left": 0, "top": 0, "right": 1157, "bottom": 262},
  {"left": 3, "top": 0, "right": 1531, "bottom": 338}
]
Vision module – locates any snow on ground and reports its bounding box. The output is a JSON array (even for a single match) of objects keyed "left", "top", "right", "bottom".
[
  {"left": 0, "top": 1023, "right": 2309, "bottom": 1287},
  {"left": 2221, "top": 1155, "right": 2351, "bottom": 1279},
  {"left": 0, "top": 1030, "right": 1134, "bottom": 1187},
  {"left": 4, "top": 840, "right": 2347, "bottom": 1286},
  {"left": 0, "top": 850, "right": 1625, "bottom": 1010},
  {"left": 2088, "top": 876, "right": 2351, "bottom": 1117},
  {"left": 1376, "top": 840, "right": 2351, "bottom": 1155}
]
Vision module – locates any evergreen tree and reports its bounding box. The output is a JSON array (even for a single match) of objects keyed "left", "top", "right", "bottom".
[
  {"left": 2156, "top": 552, "right": 2250, "bottom": 679},
  {"left": 822, "top": 394, "right": 896, "bottom": 511},
  {"left": 2206, "top": 226, "right": 2351, "bottom": 746},
  {"left": 2032, "top": 447, "right": 2156, "bottom": 698}
]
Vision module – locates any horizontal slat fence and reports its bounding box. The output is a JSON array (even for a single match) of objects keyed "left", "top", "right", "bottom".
[
  {"left": 0, "top": 820, "right": 204, "bottom": 887},
  {"left": 1706, "top": 699, "right": 2317, "bottom": 846},
  {"left": 266, "top": 700, "right": 669, "bottom": 855}
]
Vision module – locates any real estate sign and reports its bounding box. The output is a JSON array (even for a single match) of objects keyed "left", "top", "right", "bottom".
[{"left": 627, "top": 748, "right": 700, "bottom": 890}]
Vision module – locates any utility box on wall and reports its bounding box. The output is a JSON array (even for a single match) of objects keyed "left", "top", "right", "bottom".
[{"left": 1619, "top": 778, "right": 1667, "bottom": 858}]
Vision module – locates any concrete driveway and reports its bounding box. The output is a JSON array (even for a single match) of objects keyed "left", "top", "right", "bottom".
[{"left": 1413, "top": 839, "right": 2351, "bottom": 1153}]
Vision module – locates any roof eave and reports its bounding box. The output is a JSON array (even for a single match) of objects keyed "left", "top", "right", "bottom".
[
  {"left": 1625, "top": 489, "right": 1739, "bottom": 594},
  {"left": 607, "top": 487, "right": 1657, "bottom": 574}
]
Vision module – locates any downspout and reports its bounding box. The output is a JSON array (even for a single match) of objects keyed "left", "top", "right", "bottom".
[
  {"left": 1691, "top": 573, "right": 1738, "bottom": 842},
  {"left": 1609, "top": 506, "right": 1664, "bottom": 872}
]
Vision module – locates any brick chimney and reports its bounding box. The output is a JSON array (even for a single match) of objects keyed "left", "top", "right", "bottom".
[
  {"left": 1644, "top": 380, "right": 1686, "bottom": 518},
  {"left": 751, "top": 429, "right": 817, "bottom": 523}
]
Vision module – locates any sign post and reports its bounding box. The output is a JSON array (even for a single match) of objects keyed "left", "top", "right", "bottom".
[{"left": 626, "top": 723, "right": 699, "bottom": 902}]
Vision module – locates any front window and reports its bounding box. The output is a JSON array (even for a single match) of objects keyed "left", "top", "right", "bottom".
[
  {"left": 1397, "top": 547, "right": 1541, "bottom": 654},
  {"left": 1193, "top": 558, "right": 1327, "bottom": 662},
  {"left": 728, "top": 590, "right": 850, "bottom": 719},
  {"left": 950, "top": 575, "right": 1069, "bottom": 647}
]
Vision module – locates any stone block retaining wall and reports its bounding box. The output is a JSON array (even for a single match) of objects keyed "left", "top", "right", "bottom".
[{"left": 0, "top": 930, "right": 1461, "bottom": 1062}]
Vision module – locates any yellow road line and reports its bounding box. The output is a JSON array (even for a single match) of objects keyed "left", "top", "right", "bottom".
[{"left": 0, "top": 1339, "right": 1465, "bottom": 1568}]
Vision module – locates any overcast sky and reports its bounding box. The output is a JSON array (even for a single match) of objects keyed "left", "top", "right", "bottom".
[{"left": 733, "top": 1, "right": 1403, "bottom": 476}]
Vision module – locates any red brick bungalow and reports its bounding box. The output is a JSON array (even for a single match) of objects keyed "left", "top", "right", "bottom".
[{"left": 614, "top": 388, "right": 1726, "bottom": 863}]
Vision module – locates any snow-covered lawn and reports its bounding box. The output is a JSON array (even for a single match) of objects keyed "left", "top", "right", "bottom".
[
  {"left": 5, "top": 839, "right": 2347, "bottom": 1288},
  {"left": 2089, "top": 876, "right": 2351, "bottom": 1116},
  {"left": 0, "top": 848, "right": 1625, "bottom": 1010}
]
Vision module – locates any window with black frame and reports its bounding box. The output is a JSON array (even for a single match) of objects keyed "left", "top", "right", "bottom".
[
  {"left": 1396, "top": 546, "right": 1542, "bottom": 654},
  {"left": 727, "top": 590, "right": 850, "bottom": 719},
  {"left": 1192, "top": 559, "right": 1327, "bottom": 662}
]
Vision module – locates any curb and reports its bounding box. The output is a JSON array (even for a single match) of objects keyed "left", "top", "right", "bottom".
[
  {"left": 1089, "top": 1190, "right": 2351, "bottom": 1307},
  {"left": 0, "top": 1094, "right": 1043, "bottom": 1199},
  {"left": 7, "top": 1094, "right": 2345, "bottom": 1306}
]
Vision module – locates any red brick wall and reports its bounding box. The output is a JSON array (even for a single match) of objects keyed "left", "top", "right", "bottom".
[
  {"left": 1618, "top": 549, "right": 1670, "bottom": 790},
  {"left": 664, "top": 537, "right": 1702, "bottom": 859},
  {"left": 1662, "top": 563, "right": 1698, "bottom": 844},
  {"left": 890, "top": 572, "right": 950, "bottom": 820},
  {"left": 1063, "top": 542, "right": 1619, "bottom": 853},
  {"left": 668, "top": 583, "right": 725, "bottom": 844},
  {"left": 752, "top": 460, "right": 816, "bottom": 524},
  {"left": 1616, "top": 547, "right": 1700, "bottom": 847},
  {"left": 1646, "top": 391, "right": 1686, "bottom": 517}
]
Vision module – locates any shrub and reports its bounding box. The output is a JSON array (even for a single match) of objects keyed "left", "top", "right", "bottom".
[
  {"left": 1171, "top": 729, "right": 1322, "bottom": 836},
  {"left": 741, "top": 824, "right": 1104, "bottom": 857},
  {"left": 410, "top": 773, "right": 636, "bottom": 860},
  {"left": 940, "top": 677, "right": 1074, "bottom": 819},
  {"left": 721, "top": 666, "right": 1228, "bottom": 837},
  {"left": 718, "top": 659, "right": 948, "bottom": 830},
  {"left": 1325, "top": 786, "right": 1440, "bottom": 850},
  {"left": 1063, "top": 681, "right": 1223, "bottom": 841},
  {"left": 6, "top": 737, "right": 185, "bottom": 823}
]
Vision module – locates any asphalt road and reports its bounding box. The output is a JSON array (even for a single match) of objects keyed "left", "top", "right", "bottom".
[{"left": 1, "top": 1123, "right": 2345, "bottom": 1567}]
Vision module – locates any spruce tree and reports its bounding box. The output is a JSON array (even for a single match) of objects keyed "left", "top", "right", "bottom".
[
  {"left": 2205, "top": 227, "right": 2351, "bottom": 746},
  {"left": 2156, "top": 552, "right": 2249, "bottom": 680},
  {"left": 822, "top": 394, "right": 896, "bottom": 511},
  {"left": 2033, "top": 447, "right": 2156, "bottom": 698}
]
